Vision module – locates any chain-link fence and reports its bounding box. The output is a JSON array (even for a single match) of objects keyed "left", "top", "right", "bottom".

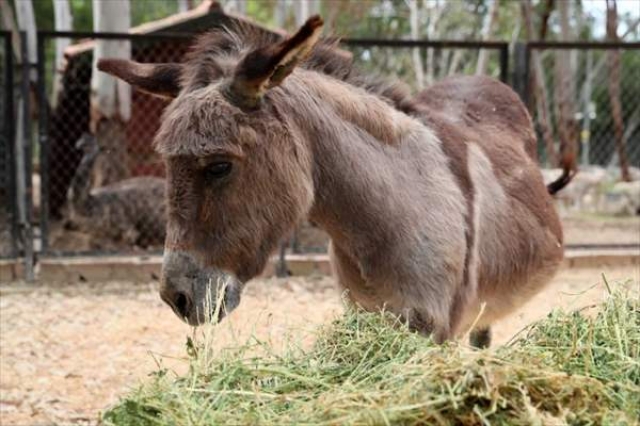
[
  {"left": 0, "top": 31, "right": 17, "bottom": 259},
  {"left": 522, "top": 42, "right": 640, "bottom": 227},
  {"left": 32, "top": 31, "right": 639, "bottom": 263},
  {"left": 528, "top": 43, "right": 640, "bottom": 169},
  {"left": 37, "top": 33, "right": 192, "bottom": 256},
  {"left": 36, "top": 33, "right": 509, "bottom": 260}
]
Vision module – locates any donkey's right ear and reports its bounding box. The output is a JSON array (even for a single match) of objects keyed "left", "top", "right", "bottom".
[
  {"left": 97, "top": 59, "right": 182, "bottom": 99},
  {"left": 228, "top": 15, "right": 323, "bottom": 108}
]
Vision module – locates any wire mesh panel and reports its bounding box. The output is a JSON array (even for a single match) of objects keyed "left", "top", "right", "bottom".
[
  {"left": 530, "top": 45, "right": 640, "bottom": 169},
  {"left": 38, "top": 33, "right": 192, "bottom": 256},
  {"left": 525, "top": 43, "right": 640, "bottom": 245},
  {"left": 0, "top": 32, "right": 16, "bottom": 259}
]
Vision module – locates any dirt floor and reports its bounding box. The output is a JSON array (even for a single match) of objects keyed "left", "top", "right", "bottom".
[{"left": 1, "top": 264, "right": 639, "bottom": 426}]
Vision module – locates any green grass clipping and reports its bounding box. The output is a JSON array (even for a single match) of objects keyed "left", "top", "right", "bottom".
[{"left": 104, "top": 285, "right": 639, "bottom": 426}]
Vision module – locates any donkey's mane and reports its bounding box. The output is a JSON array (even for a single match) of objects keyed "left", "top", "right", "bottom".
[{"left": 180, "top": 22, "right": 415, "bottom": 112}]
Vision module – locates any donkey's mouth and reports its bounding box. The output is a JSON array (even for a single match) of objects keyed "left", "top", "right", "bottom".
[
  {"left": 189, "top": 280, "right": 241, "bottom": 326},
  {"left": 160, "top": 250, "right": 243, "bottom": 326},
  {"left": 184, "top": 274, "right": 242, "bottom": 326}
]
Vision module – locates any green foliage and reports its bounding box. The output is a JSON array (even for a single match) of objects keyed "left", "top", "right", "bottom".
[
  {"left": 103, "top": 285, "right": 639, "bottom": 426},
  {"left": 69, "top": 0, "right": 93, "bottom": 32},
  {"left": 131, "top": 0, "right": 178, "bottom": 27},
  {"left": 32, "top": 0, "right": 179, "bottom": 33}
]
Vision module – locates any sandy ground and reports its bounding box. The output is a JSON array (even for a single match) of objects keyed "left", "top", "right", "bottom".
[{"left": 1, "top": 264, "right": 639, "bottom": 426}]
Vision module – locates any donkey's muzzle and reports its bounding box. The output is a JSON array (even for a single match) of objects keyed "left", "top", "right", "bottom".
[{"left": 160, "top": 251, "right": 241, "bottom": 325}]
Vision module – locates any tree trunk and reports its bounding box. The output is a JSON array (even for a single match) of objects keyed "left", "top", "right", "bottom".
[
  {"left": 425, "top": 0, "right": 442, "bottom": 86},
  {"left": 538, "top": 0, "right": 554, "bottom": 40},
  {"left": 586, "top": 17, "right": 639, "bottom": 86},
  {"left": 294, "top": 0, "right": 320, "bottom": 26},
  {"left": 438, "top": 48, "right": 450, "bottom": 80},
  {"left": 91, "top": 0, "right": 131, "bottom": 186},
  {"left": 225, "top": 0, "right": 246, "bottom": 15},
  {"left": 52, "top": 0, "right": 73, "bottom": 107},
  {"left": 0, "top": 1, "right": 21, "bottom": 61},
  {"left": 534, "top": 59, "right": 557, "bottom": 165},
  {"left": 553, "top": 0, "right": 578, "bottom": 172},
  {"left": 580, "top": 50, "right": 594, "bottom": 166},
  {"left": 475, "top": 0, "right": 499, "bottom": 75},
  {"left": 13, "top": 0, "right": 36, "bottom": 71},
  {"left": 273, "top": 0, "right": 289, "bottom": 29},
  {"left": 448, "top": 50, "right": 466, "bottom": 75},
  {"left": 324, "top": 0, "right": 341, "bottom": 32},
  {"left": 177, "top": 0, "right": 192, "bottom": 13},
  {"left": 408, "top": 0, "right": 424, "bottom": 89},
  {"left": 521, "top": 0, "right": 556, "bottom": 165},
  {"left": 606, "top": 0, "right": 631, "bottom": 181},
  {"left": 14, "top": 0, "right": 38, "bottom": 122}
]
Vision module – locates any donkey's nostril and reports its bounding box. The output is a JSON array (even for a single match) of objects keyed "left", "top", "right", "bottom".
[
  {"left": 174, "top": 292, "right": 192, "bottom": 319},
  {"left": 161, "top": 288, "right": 193, "bottom": 320}
]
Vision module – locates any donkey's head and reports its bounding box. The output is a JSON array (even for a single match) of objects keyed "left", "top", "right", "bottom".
[{"left": 98, "top": 17, "right": 323, "bottom": 325}]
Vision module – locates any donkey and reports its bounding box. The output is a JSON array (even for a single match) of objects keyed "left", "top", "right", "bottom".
[{"left": 98, "top": 17, "right": 571, "bottom": 347}]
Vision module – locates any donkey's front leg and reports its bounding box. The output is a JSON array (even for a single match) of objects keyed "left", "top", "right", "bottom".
[{"left": 469, "top": 327, "right": 492, "bottom": 348}]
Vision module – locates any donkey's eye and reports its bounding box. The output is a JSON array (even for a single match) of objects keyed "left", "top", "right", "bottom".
[{"left": 203, "top": 162, "right": 232, "bottom": 181}]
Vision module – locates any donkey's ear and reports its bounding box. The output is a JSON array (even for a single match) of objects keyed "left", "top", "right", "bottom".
[
  {"left": 97, "top": 59, "right": 182, "bottom": 99},
  {"left": 229, "top": 15, "right": 323, "bottom": 108}
]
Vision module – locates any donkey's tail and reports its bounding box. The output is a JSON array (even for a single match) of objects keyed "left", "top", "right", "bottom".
[
  {"left": 547, "top": 168, "right": 575, "bottom": 195},
  {"left": 547, "top": 144, "right": 577, "bottom": 195}
]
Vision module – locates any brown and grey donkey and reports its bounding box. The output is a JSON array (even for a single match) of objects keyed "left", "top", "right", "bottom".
[
  {"left": 98, "top": 16, "right": 573, "bottom": 347},
  {"left": 65, "top": 133, "right": 166, "bottom": 248}
]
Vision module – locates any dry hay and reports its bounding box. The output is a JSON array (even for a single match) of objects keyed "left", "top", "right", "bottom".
[{"left": 104, "top": 285, "right": 639, "bottom": 425}]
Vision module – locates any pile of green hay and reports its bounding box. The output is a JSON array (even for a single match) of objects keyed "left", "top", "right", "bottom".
[{"left": 104, "top": 288, "right": 639, "bottom": 425}]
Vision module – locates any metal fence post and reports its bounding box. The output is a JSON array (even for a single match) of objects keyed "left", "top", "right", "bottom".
[
  {"left": 2, "top": 31, "right": 19, "bottom": 259},
  {"left": 36, "top": 35, "right": 49, "bottom": 255},
  {"left": 499, "top": 44, "right": 509, "bottom": 84},
  {"left": 512, "top": 42, "right": 529, "bottom": 105},
  {"left": 17, "top": 31, "right": 34, "bottom": 281}
]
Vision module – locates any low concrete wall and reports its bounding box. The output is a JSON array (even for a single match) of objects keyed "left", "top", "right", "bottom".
[
  {"left": 38, "top": 255, "right": 163, "bottom": 283},
  {"left": 0, "top": 259, "right": 22, "bottom": 282},
  {"left": 563, "top": 248, "right": 639, "bottom": 268},
  {"left": 3, "top": 248, "right": 638, "bottom": 283}
]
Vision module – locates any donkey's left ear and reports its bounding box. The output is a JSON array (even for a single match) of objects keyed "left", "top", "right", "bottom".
[
  {"left": 97, "top": 59, "right": 182, "bottom": 99},
  {"left": 228, "top": 15, "right": 323, "bottom": 108}
]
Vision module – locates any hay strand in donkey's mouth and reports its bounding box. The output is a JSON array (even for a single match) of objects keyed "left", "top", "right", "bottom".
[{"left": 104, "top": 283, "right": 639, "bottom": 426}]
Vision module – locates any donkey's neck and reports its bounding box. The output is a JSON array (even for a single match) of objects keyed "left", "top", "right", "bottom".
[{"left": 280, "top": 71, "right": 466, "bottom": 268}]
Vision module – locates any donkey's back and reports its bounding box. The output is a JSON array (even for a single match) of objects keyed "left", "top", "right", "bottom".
[{"left": 414, "top": 75, "right": 538, "bottom": 160}]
